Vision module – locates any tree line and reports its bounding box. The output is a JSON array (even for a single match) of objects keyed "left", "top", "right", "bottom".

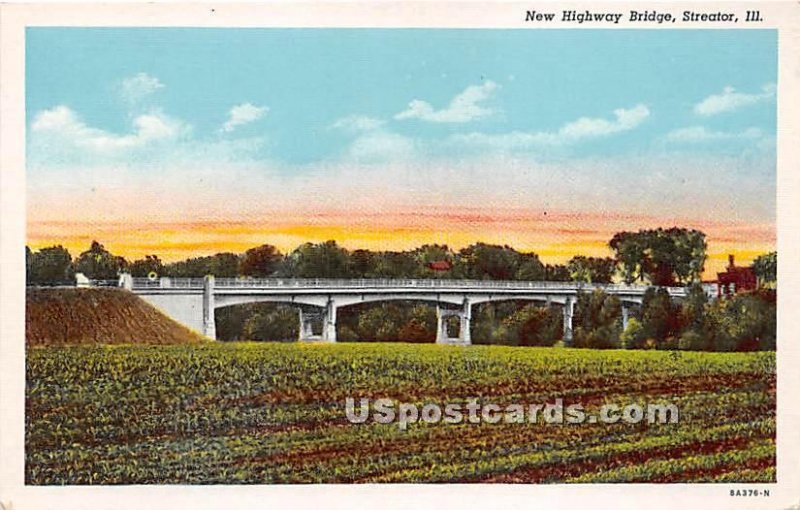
[
  {"left": 26, "top": 228, "right": 777, "bottom": 352},
  {"left": 27, "top": 227, "right": 776, "bottom": 286}
]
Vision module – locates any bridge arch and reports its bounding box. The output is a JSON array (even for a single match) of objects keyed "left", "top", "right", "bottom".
[
  {"left": 214, "top": 300, "right": 303, "bottom": 342},
  {"left": 214, "top": 294, "right": 329, "bottom": 309},
  {"left": 336, "top": 299, "right": 444, "bottom": 344},
  {"left": 319, "top": 296, "right": 473, "bottom": 344}
]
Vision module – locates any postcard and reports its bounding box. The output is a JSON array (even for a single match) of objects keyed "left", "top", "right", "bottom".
[{"left": 1, "top": 2, "right": 799, "bottom": 509}]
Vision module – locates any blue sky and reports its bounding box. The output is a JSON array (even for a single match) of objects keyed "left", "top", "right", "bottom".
[
  {"left": 27, "top": 28, "right": 777, "bottom": 165},
  {"left": 26, "top": 28, "right": 777, "bottom": 269}
]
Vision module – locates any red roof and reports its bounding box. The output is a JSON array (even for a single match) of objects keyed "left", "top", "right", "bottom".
[{"left": 426, "top": 260, "right": 452, "bottom": 271}]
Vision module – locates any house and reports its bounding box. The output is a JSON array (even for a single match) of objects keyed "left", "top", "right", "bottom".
[
  {"left": 716, "top": 254, "right": 757, "bottom": 298},
  {"left": 426, "top": 260, "right": 453, "bottom": 272}
]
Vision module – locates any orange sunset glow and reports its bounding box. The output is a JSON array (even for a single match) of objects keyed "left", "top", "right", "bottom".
[{"left": 26, "top": 206, "right": 774, "bottom": 278}]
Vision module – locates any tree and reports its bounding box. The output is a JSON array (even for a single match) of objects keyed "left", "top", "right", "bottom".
[
  {"left": 705, "top": 291, "right": 776, "bottom": 351},
  {"left": 164, "top": 252, "right": 240, "bottom": 277},
  {"left": 357, "top": 305, "right": 399, "bottom": 342},
  {"left": 407, "top": 303, "right": 436, "bottom": 340},
  {"left": 349, "top": 249, "right": 377, "bottom": 278},
  {"left": 629, "top": 287, "right": 681, "bottom": 349},
  {"left": 675, "top": 284, "right": 711, "bottom": 351},
  {"left": 286, "top": 241, "right": 351, "bottom": 278},
  {"left": 544, "top": 264, "right": 571, "bottom": 282},
  {"left": 28, "top": 245, "right": 74, "bottom": 285},
  {"left": 74, "top": 241, "right": 127, "bottom": 280},
  {"left": 609, "top": 228, "right": 706, "bottom": 286},
  {"left": 242, "top": 305, "right": 298, "bottom": 342},
  {"left": 397, "top": 318, "right": 433, "bottom": 343},
  {"left": 620, "top": 317, "right": 644, "bottom": 349},
  {"left": 215, "top": 303, "right": 257, "bottom": 341},
  {"left": 516, "top": 253, "right": 546, "bottom": 281},
  {"left": 337, "top": 302, "right": 437, "bottom": 343},
  {"left": 503, "top": 304, "right": 561, "bottom": 346},
  {"left": 567, "top": 256, "right": 616, "bottom": 283},
  {"left": 209, "top": 253, "right": 240, "bottom": 277},
  {"left": 239, "top": 244, "right": 283, "bottom": 277},
  {"left": 454, "top": 243, "right": 525, "bottom": 280},
  {"left": 572, "top": 289, "right": 622, "bottom": 349},
  {"left": 414, "top": 244, "right": 453, "bottom": 264},
  {"left": 128, "top": 255, "right": 164, "bottom": 277},
  {"left": 25, "top": 246, "right": 33, "bottom": 282},
  {"left": 751, "top": 252, "right": 777, "bottom": 287},
  {"left": 371, "top": 251, "right": 419, "bottom": 278},
  {"left": 680, "top": 283, "right": 708, "bottom": 336},
  {"left": 609, "top": 232, "right": 648, "bottom": 284}
]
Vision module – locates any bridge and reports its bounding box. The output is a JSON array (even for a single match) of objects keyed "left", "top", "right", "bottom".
[{"left": 119, "top": 275, "right": 713, "bottom": 345}]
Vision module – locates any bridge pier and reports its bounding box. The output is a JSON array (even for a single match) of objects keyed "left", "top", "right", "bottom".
[
  {"left": 298, "top": 307, "right": 320, "bottom": 341},
  {"left": 298, "top": 308, "right": 314, "bottom": 341},
  {"left": 562, "top": 296, "right": 574, "bottom": 346},
  {"left": 203, "top": 275, "right": 217, "bottom": 340},
  {"left": 461, "top": 298, "right": 472, "bottom": 345},
  {"left": 298, "top": 301, "right": 337, "bottom": 342},
  {"left": 323, "top": 299, "right": 337, "bottom": 343},
  {"left": 436, "top": 299, "right": 471, "bottom": 345},
  {"left": 622, "top": 303, "right": 630, "bottom": 331}
]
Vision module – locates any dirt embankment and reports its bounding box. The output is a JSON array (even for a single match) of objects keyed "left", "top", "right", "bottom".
[{"left": 26, "top": 288, "right": 206, "bottom": 346}]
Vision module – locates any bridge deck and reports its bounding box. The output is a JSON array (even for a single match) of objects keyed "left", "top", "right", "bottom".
[{"left": 129, "top": 277, "right": 698, "bottom": 295}]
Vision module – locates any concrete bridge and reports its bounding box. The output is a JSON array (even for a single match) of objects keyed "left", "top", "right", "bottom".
[{"left": 119, "top": 276, "right": 710, "bottom": 345}]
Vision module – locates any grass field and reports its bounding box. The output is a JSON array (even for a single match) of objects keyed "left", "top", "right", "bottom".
[{"left": 26, "top": 342, "right": 775, "bottom": 484}]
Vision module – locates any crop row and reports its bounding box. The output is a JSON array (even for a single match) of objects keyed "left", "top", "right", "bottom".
[{"left": 26, "top": 343, "right": 776, "bottom": 484}]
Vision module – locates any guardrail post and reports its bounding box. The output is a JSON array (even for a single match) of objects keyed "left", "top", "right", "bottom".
[{"left": 203, "top": 275, "right": 216, "bottom": 340}]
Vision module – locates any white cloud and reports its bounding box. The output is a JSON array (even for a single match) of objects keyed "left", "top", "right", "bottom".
[
  {"left": 666, "top": 126, "right": 764, "bottom": 143},
  {"left": 449, "top": 131, "right": 547, "bottom": 152},
  {"left": 559, "top": 104, "right": 650, "bottom": 140},
  {"left": 330, "top": 115, "right": 413, "bottom": 162},
  {"left": 347, "top": 130, "right": 416, "bottom": 163},
  {"left": 120, "top": 72, "right": 164, "bottom": 104},
  {"left": 222, "top": 103, "right": 268, "bottom": 132},
  {"left": 693, "top": 83, "right": 776, "bottom": 116},
  {"left": 395, "top": 80, "right": 500, "bottom": 123},
  {"left": 330, "top": 115, "right": 385, "bottom": 132},
  {"left": 449, "top": 104, "right": 650, "bottom": 152},
  {"left": 31, "top": 105, "right": 189, "bottom": 153}
]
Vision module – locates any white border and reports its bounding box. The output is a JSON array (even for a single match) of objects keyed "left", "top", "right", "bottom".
[{"left": 2, "top": 3, "right": 799, "bottom": 509}]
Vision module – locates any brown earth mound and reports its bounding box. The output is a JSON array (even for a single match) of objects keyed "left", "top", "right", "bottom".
[{"left": 26, "top": 288, "right": 206, "bottom": 346}]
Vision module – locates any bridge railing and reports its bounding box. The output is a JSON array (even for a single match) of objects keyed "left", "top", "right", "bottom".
[
  {"left": 213, "top": 278, "right": 592, "bottom": 289},
  {"left": 129, "top": 276, "right": 693, "bottom": 294},
  {"left": 212, "top": 278, "right": 686, "bottom": 293},
  {"left": 131, "top": 277, "right": 206, "bottom": 289}
]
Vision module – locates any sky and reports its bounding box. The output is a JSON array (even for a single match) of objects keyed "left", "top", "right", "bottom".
[{"left": 26, "top": 28, "right": 777, "bottom": 276}]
